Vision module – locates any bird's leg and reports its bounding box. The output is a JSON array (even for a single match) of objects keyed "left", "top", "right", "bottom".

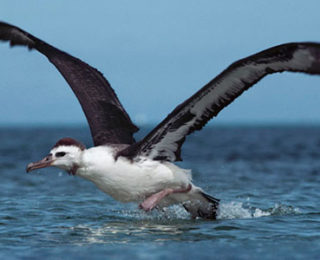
[{"left": 139, "top": 184, "right": 192, "bottom": 212}]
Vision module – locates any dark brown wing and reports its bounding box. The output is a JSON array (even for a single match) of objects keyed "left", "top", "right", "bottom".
[
  {"left": 118, "top": 42, "right": 320, "bottom": 161},
  {"left": 0, "top": 21, "right": 139, "bottom": 145}
]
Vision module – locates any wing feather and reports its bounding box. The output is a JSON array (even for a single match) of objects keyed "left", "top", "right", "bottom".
[
  {"left": 118, "top": 42, "right": 320, "bottom": 161},
  {"left": 0, "top": 22, "right": 139, "bottom": 145}
]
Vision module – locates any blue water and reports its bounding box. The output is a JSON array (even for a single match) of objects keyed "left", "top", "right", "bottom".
[{"left": 1, "top": 126, "right": 320, "bottom": 259}]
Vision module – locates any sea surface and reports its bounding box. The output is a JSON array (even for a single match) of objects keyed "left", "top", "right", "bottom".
[{"left": 1, "top": 126, "right": 320, "bottom": 259}]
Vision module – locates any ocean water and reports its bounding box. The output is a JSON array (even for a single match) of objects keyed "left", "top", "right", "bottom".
[{"left": 1, "top": 126, "right": 320, "bottom": 259}]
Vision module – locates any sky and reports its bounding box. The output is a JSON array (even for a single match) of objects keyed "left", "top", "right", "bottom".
[{"left": 1, "top": 0, "right": 320, "bottom": 126}]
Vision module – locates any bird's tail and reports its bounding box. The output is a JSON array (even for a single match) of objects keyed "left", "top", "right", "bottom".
[{"left": 182, "top": 186, "right": 220, "bottom": 219}]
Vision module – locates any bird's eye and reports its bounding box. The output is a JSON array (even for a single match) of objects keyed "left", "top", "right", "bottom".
[{"left": 55, "top": 152, "right": 66, "bottom": 157}]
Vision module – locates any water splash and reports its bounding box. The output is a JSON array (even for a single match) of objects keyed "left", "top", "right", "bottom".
[
  {"left": 217, "top": 201, "right": 253, "bottom": 219},
  {"left": 117, "top": 205, "right": 190, "bottom": 221},
  {"left": 269, "top": 203, "right": 301, "bottom": 216},
  {"left": 217, "top": 201, "right": 300, "bottom": 220},
  {"left": 105, "top": 201, "right": 302, "bottom": 222},
  {"left": 100, "top": 201, "right": 301, "bottom": 222}
]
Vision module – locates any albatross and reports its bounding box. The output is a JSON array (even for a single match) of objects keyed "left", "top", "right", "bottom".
[{"left": 1, "top": 22, "right": 320, "bottom": 219}]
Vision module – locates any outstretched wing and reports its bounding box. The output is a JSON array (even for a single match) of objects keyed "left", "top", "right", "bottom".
[
  {"left": 118, "top": 42, "right": 320, "bottom": 161},
  {"left": 0, "top": 22, "right": 139, "bottom": 145}
]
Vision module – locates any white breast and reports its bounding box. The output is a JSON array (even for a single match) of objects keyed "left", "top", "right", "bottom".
[{"left": 76, "top": 146, "right": 191, "bottom": 202}]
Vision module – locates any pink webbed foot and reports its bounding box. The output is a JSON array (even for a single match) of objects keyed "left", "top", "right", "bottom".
[{"left": 139, "top": 184, "right": 192, "bottom": 212}]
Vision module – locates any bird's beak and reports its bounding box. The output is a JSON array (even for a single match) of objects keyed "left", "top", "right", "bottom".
[{"left": 26, "top": 154, "right": 54, "bottom": 173}]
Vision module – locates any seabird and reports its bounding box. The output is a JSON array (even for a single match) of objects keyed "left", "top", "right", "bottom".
[{"left": 1, "top": 22, "right": 320, "bottom": 219}]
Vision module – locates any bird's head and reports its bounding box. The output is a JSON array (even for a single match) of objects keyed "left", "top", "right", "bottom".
[{"left": 26, "top": 137, "right": 86, "bottom": 175}]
